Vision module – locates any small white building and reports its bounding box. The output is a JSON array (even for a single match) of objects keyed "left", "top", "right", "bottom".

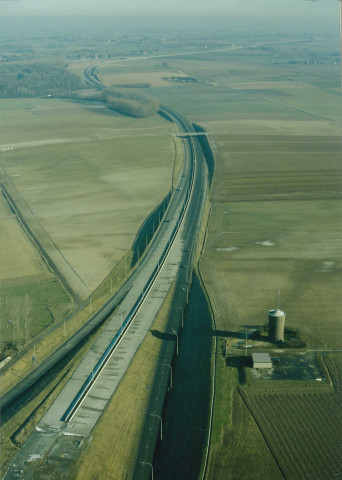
[{"left": 252, "top": 353, "right": 272, "bottom": 369}]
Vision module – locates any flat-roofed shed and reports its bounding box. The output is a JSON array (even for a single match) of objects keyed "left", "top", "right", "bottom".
[{"left": 252, "top": 353, "right": 272, "bottom": 369}]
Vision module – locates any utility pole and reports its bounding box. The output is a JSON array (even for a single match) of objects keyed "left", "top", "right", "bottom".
[
  {"left": 150, "top": 413, "right": 163, "bottom": 441},
  {"left": 140, "top": 462, "right": 153, "bottom": 480},
  {"left": 163, "top": 363, "right": 173, "bottom": 388},
  {"left": 172, "top": 329, "right": 179, "bottom": 355},
  {"left": 175, "top": 307, "right": 184, "bottom": 328},
  {"left": 32, "top": 344, "right": 36, "bottom": 366},
  {"left": 340, "top": 0, "right": 342, "bottom": 89}
]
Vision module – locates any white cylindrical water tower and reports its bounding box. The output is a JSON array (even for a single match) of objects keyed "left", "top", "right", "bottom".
[{"left": 268, "top": 309, "right": 285, "bottom": 342}]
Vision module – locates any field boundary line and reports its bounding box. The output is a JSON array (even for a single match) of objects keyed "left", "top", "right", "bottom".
[{"left": 0, "top": 181, "right": 84, "bottom": 300}]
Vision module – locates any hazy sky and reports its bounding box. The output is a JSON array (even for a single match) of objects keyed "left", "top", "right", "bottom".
[
  {"left": 0, "top": 0, "right": 339, "bottom": 34},
  {"left": 0, "top": 0, "right": 338, "bottom": 17}
]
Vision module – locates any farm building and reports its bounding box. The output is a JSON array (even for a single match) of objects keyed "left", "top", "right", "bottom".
[{"left": 252, "top": 353, "right": 272, "bottom": 369}]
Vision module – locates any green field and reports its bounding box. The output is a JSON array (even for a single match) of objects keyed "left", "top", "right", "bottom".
[
  {"left": 0, "top": 98, "right": 175, "bottom": 293},
  {"left": 0, "top": 281, "right": 71, "bottom": 357}
]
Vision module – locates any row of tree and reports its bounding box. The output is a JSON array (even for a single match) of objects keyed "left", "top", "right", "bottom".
[{"left": 102, "top": 87, "right": 160, "bottom": 118}]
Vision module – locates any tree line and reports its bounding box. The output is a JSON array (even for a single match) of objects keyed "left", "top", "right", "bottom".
[
  {"left": 0, "top": 61, "right": 160, "bottom": 118},
  {"left": 0, "top": 61, "right": 85, "bottom": 98},
  {"left": 101, "top": 87, "right": 160, "bottom": 118}
]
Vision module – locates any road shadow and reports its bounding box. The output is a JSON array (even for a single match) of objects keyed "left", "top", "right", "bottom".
[
  {"left": 226, "top": 355, "right": 250, "bottom": 384},
  {"left": 150, "top": 329, "right": 176, "bottom": 342},
  {"left": 213, "top": 329, "right": 246, "bottom": 339},
  {"left": 154, "top": 272, "right": 212, "bottom": 480},
  {"left": 131, "top": 192, "right": 171, "bottom": 267}
]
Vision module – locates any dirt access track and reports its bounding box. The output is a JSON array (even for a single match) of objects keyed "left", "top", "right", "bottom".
[{"left": 1, "top": 180, "right": 86, "bottom": 300}]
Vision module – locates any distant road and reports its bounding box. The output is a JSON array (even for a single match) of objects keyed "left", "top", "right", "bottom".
[{"left": 82, "top": 45, "right": 242, "bottom": 87}]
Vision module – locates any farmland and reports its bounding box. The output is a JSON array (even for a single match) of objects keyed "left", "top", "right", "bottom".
[
  {"left": 0, "top": 96, "right": 178, "bottom": 363},
  {"left": 0, "top": 23, "right": 341, "bottom": 480},
  {"left": 239, "top": 354, "right": 342, "bottom": 480},
  {"left": 201, "top": 131, "right": 342, "bottom": 349},
  {"left": 192, "top": 37, "right": 342, "bottom": 480},
  {"left": 94, "top": 34, "right": 342, "bottom": 479}
]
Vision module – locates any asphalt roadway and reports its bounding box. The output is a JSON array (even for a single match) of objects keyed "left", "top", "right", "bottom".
[{"left": 2, "top": 104, "right": 209, "bottom": 479}]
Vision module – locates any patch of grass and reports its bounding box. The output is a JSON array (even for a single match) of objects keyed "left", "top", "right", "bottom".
[
  {"left": 208, "top": 338, "right": 235, "bottom": 447},
  {"left": 99, "top": 69, "right": 187, "bottom": 88},
  {"left": 206, "top": 388, "right": 283, "bottom": 480},
  {"left": 0, "top": 248, "right": 132, "bottom": 397},
  {"left": 0, "top": 280, "right": 71, "bottom": 359}
]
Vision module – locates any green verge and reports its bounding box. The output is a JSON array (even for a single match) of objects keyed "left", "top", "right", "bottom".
[{"left": 0, "top": 280, "right": 72, "bottom": 359}]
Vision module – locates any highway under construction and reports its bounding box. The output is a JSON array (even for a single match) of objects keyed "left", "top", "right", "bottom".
[{"left": 2, "top": 67, "right": 210, "bottom": 480}]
